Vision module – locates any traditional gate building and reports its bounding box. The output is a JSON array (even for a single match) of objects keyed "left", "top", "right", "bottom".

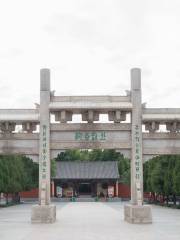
[
  {"left": 1, "top": 68, "right": 180, "bottom": 223},
  {"left": 53, "top": 161, "right": 119, "bottom": 198}
]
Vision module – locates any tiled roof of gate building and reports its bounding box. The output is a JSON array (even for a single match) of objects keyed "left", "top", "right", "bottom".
[{"left": 54, "top": 161, "right": 119, "bottom": 180}]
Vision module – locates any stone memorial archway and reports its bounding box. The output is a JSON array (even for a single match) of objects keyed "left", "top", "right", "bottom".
[{"left": 1, "top": 68, "right": 180, "bottom": 223}]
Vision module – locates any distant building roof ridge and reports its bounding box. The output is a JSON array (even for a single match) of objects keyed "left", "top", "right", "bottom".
[{"left": 54, "top": 161, "right": 119, "bottom": 180}]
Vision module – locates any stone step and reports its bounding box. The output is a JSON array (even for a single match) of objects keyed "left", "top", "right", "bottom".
[{"left": 52, "top": 197, "right": 122, "bottom": 202}]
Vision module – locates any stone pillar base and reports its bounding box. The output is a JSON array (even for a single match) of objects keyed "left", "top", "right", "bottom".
[
  {"left": 124, "top": 204, "right": 152, "bottom": 224},
  {"left": 31, "top": 204, "right": 56, "bottom": 223}
]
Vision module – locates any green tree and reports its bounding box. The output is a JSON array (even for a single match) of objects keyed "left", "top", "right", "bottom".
[
  {"left": 51, "top": 159, "right": 57, "bottom": 178},
  {"left": 0, "top": 155, "right": 38, "bottom": 204},
  {"left": 173, "top": 157, "right": 180, "bottom": 204},
  {"left": 143, "top": 155, "right": 180, "bottom": 205}
]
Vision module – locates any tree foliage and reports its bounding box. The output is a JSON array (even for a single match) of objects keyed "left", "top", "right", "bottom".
[
  {"left": 51, "top": 159, "right": 57, "bottom": 178},
  {"left": 143, "top": 155, "right": 180, "bottom": 205},
  {"left": 0, "top": 155, "right": 38, "bottom": 203}
]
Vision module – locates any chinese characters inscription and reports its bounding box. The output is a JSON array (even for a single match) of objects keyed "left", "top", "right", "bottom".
[
  {"left": 134, "top": 125, "right": 141, "bottom": 180},
  {"left": 42, "top": 125, "right": 47, "bottom": 180},
  {"left": 75, "top": 131, "right": 106, "bottom": 141}
]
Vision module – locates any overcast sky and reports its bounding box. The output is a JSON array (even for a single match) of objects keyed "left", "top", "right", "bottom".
[{"left": 0, "top": 0, "right": 180, "bottom": 108}]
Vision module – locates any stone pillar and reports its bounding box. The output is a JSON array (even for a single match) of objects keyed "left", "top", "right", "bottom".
[
  {"left": 31, "top": 69, "right": 56, "bottom": 223},
  {"left": 22, "top": 122, "right": 37, "bottom": 133},
  {"left": 116, "top": 181, "right": 119, "bottom": 197},
  {"left": 39, "top": 68, "right": 51, "bottom": 205},
  {"left": 124, "top": 68, "right": 152, "bottom": 224},
  {"left": 130, "top": 68, "right": 143, "bottom": 205}
]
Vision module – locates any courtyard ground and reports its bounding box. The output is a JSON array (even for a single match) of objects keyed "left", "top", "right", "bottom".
[{"left": 0, "top": 202, "right": 180, "bottom": 240}]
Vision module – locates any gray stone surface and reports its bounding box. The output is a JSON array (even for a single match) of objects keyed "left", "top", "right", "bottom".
[
  {"left": 39, "top": 68, "right": 51, "bottom": 206},
  {"left": 1, "top": 67, "right": 180, "bottom": 163},
  {"left": 0, "top": 202, "right": 180, "bottom": 240},
  {"left": 31, "top": 204, "right": 56, "bottom": 223},
  {"left": 131, "top": 68, "right": 143, "bottom": 205},
  {"left": 124, "top": 204, "right": 152, "bottom": 223},
  {"left": 1, "top": 124, "right": 180, "bottom": 160}
]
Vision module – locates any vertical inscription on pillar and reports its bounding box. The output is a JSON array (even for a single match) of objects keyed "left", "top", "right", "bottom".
[
  {"left": 134, "top": 125, "right": 140, "bottom": 180},
  {"left": 42, "top": 125, "right": 47, "bottom": 180},
  {"left": 134, "top": 124, "right": 142, "bottom": 205},
  {"left": 40, "top": 125, "right": 48, "bottom": 205}
]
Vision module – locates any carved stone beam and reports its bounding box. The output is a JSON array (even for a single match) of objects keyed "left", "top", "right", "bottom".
[
  {"left": 166, "top": 122, "right": 179, "bottom": 133},
  {"left": 54, "top": 111, "right": 72, "bottom": 123},
  {"left": 82, "top": 110, "right": 99, "bottom": 123},
  {"left": 108, "top": 110, "right": 126, "bottom": 123},
  {"left": 145, "top": 121, "right": 159, "bottom": 133},
  {"left": 22, "top": 122, "right": 37, "bottom": 133},
  {"left": 0, "top": 122, "right": 16, "bottom": 133}
]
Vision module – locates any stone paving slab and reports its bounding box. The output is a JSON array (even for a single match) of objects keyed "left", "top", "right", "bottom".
[{"left": 0, "top": 202, "right": 180, "bottom": 240}]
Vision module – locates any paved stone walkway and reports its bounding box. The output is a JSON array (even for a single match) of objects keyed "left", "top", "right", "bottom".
[{"left": 0, "top": 202, "right": 180, "bottom": 240}]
